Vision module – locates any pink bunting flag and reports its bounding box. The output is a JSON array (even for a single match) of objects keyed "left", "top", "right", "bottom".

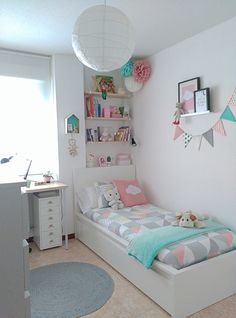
[
  {"left": 174, "top": 126, "right": 184, "bottom": 140},
  {"left": 212, "top": 119, "right": 226, "bottom": 136}
]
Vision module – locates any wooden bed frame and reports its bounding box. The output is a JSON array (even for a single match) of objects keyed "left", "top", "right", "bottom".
[{"left": 73, "top": 166, "right": 236, "bottom": 318}]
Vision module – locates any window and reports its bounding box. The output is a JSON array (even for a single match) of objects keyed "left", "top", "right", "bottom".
[{"left": 0, "top": 51, "right": 58, "bottom": 177}]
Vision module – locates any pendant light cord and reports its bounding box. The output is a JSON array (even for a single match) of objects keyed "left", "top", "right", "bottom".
[{"left": 102, "top": 0, "right": 107, "bottom": 68}]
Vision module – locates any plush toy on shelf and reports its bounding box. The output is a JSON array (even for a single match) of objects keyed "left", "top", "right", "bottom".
[
  {"left": 99, "top": 127, "right": 114, "bottom": 142},
  {"left": 173, "top": 102, "right": 184, "bottom": 125},
  {"left": 104, "top": 187, "right": 124, "bottom": 210},
  {"left": 172, "top": 211, "right": 207, "bottom": 228}
]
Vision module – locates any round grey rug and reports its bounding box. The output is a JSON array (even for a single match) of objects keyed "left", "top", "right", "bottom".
[{"left": 30, "top": 262, "right": 114, "bottom": 318}]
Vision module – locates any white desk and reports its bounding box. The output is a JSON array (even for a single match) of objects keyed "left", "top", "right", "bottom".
[
  {"left": 21, "top": 182, "right": 68, "bottom": 249},
  {"left": 0, "top": 179, "right": 30, "bottom": 318}
]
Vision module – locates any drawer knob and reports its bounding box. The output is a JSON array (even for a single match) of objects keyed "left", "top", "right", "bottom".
[
  {"left": 48, "top": 208, "right": 53, "bottom": 212},
  {"left": 49, "top": 239, "right": 54, "bottom": 243},
  {"left": 48, "top": 201, "right": 53, "bottom": 204},
  {"left": 49, "top": 232, "right": 54, "bottom": 236},
  {"left": 48, "top": 217, "right": 53, "bottom": 220},
  {"left": 49, "top": 224, "right": 53, "bottom": 228}
]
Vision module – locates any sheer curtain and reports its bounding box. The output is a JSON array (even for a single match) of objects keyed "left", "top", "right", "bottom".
[{"left": 0, "top": 50, "right": 58, "bottom": 177}]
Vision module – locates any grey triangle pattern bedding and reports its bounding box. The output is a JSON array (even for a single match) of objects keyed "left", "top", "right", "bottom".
[{"left": 84, "top": 204, "right": 236, "bottom": 269}]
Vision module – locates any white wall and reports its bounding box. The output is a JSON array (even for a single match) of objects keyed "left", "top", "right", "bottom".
[
  {"left": 52, "top": 55, "right": 86, "bottom": 234},
  {"left": 133, "top": 17, "right": 236, "bottom": 231}
]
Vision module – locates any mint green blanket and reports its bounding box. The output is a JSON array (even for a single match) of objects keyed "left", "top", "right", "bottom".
[{"left": 127, "top": 220, "right": 227, "bottom": 268}]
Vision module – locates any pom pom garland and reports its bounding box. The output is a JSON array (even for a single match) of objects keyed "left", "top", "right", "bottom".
[
  {"left": 120, "top": 59, "right": 134, "bottom": 77},
  {"left": 132, "top": 60, "right": 151, "bottom": 83}
]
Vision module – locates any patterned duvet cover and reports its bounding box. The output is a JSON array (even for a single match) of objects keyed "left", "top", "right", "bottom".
[{"left": 84, "top": 204, "right": 236, "bottom": 269}]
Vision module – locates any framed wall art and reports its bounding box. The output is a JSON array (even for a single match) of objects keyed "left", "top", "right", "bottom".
[
  {"left": 194, "top": 88, "right": 210, "bottom": 114},
  {"left": 178, "top": 77, "right": 200, "bottom": 115}
]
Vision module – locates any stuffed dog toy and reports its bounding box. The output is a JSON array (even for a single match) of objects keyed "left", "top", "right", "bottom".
[{"left": 172, "top": 211, "right": 207, "bottom": 228}]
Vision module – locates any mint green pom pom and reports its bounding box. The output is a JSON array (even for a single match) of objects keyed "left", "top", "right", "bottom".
[{"left": 120, "top": 60, "right": 134, "bottom": 77}]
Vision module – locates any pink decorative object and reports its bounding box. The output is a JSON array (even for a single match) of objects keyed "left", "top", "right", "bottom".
[
  {"left": 103, "top": 107, "right": 111, "bottom": 118},
  {"left": 116, "top": 153, "right": 131, "bottom": 166},
  {"left": 132, "top": 60, "right": 151, "bottom": 83},
  {"left": 112, "top": 179, "right": 148, "bottom": 207}
]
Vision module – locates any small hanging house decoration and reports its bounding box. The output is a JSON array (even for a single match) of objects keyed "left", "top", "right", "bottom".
[{"left": 65, "top": 114, "right": 79, "bottom": 134}]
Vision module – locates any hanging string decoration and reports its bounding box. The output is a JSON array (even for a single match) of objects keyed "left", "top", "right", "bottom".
[
  {"left": 120, "top": 59, "right": 134, "bottom": 77},
  {"left": 173, "top": 88, "right": 236, "bottom": 150},
  {"left": 68, "top": 137, "right": 78, "bottom": 156}
]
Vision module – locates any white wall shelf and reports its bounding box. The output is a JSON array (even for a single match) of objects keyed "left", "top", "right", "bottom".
[{"left": 181, "top": 110, "right": 210, "bottom": 117}]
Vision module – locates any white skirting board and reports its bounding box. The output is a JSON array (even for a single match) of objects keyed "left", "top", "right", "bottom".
[{"left": 76, "top": 214, "right": 236, "bottom": 318}]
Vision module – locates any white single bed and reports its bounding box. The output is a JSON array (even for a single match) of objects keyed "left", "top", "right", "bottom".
[{"left": 73, "top": 166, "right": 236, "bottom": 318}]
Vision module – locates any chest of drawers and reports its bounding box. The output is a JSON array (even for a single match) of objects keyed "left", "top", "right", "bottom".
[{"left": 33, "top": 192, "right": 62, "bottom": 250}]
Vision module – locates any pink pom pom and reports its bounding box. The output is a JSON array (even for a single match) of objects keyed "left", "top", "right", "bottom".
[{"left": 132, "top": 60, "right": 151, "bottom": 83}]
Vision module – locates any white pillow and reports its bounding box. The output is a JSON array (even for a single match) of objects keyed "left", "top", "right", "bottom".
[{"left": 77, "top": 186, "right": 98, "bottom": 214}]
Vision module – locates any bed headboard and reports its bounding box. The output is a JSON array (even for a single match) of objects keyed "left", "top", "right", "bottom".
[{"left": 73, "top": 165, "right": 136, "bottom": 190}]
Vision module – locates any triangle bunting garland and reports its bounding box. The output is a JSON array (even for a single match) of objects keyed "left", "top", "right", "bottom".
[
  {"left": 212, "top": 120, "right": 226, "bottom": 136},
  {"left": 174, "top": 126, "right": 184, "bottom": 140},
  {"left": 184, "top": 133, "right": 192, "bottom": 148},
  {"left": 203, "top": 129, "right": 214, "bottom": 147},
  {"left": 220, "top": 106, "right": 236, "bottom": 122},
  {"left": 173, "top": 87, "right": 236, "bottom": 150}
]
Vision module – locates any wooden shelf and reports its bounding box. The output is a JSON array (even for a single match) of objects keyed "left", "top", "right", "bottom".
[
  {"left": 86, "top": 117, "right": 130, "bottom": 121},
  {"left": 85, "top": 91, "right": 131, "bottom": 98},
  {"left": 87, "top": 141, "right": 130, "bottom": 145},
  {"left": 86, "top": 164, "right": 134, "bottom": 169}
]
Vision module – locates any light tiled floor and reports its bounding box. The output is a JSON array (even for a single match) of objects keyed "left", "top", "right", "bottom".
[{"left": 30, "top": 239, "right": 236, "bottom": 318}]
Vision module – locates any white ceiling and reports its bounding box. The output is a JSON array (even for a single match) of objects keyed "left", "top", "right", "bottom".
[{"left": 1, "top": 0, "right": 236, "bottom": 57}]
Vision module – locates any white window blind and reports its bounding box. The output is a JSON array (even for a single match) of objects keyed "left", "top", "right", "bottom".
[{"left": 0, "top": 50, "right": 58, "bottom": 177}]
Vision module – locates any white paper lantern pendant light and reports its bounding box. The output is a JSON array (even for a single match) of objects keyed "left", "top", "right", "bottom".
[{"left": 72, "top": 1, "right": 135, "bottom": 72}]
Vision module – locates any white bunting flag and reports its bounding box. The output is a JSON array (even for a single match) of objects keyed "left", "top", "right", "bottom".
[{"left": 184, "top": 133, "right": 192, "bottom": 148}]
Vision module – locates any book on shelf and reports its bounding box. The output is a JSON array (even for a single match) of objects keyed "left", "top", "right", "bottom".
[
  {"left": 94, "top": 98, "right": 101, "bottom": 117},
  {"left": 86, "top": 128, "right": 99, "bottom": 142},
  {"left": 85, "top": 95, "right": 95, "bottom": 117},
  {"left": 114, "top": 126, "right": 130, "bottom": 142}
]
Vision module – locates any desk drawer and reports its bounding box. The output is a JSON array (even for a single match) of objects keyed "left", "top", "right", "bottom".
[
  {"left": 40, "top": 205, "right": 60, "bottom": 217},
  {"left": 38, "top": 196, "right": 60, "bottom": 208},
  {"left": 41, "top": 228, "right": 61, "bottom": 239},
  {"left": 39, "top": 206, "right": 61, "bottom": 222},
  {"left": 41, "top": 234, "right": 62, "bottom": 250},
  {"left": 40, "top": 218, "right": 61, "bottom": 232}
]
